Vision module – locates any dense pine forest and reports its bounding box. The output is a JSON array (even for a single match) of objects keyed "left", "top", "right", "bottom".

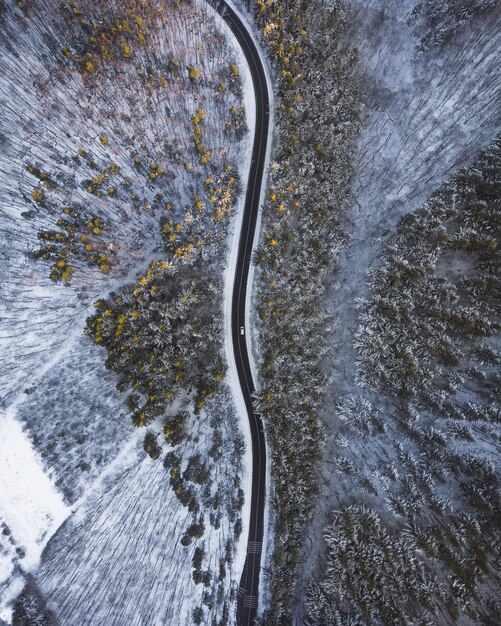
[
  {"left": 306, "top": 138, "right": 501, "bottom": 625},
  {"left": 249, "top": 0, "right": 500, "bottom": 623},
  {"left": 251, "top": 0, "right": 360, "bottom": 621}
]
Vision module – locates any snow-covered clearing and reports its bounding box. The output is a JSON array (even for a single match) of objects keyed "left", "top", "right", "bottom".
[
  {"left": 294, "top": 0, "right": 501, "bottom": 618},
  {"left": 0, "top": 407, "right": 69, "bottom": 621},
  {"left": 0, "top": 412, "right": 68, "bottom": 567}
]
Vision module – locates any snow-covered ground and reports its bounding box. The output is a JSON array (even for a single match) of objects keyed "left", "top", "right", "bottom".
[
  {"left": 35, "top": 387, "right": 243, "bottom": 626},
  {"left": 293, "top": 0, "right": 501, "bottom": 618},
  {"left": 0, "top": 412, "right": 68, "bottom": 567},
  {"left": 0, "top": 408, "right": 69, "bottom": 621}
]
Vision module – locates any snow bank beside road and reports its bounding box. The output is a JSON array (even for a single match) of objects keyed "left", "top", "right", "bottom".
[{"left": 220, "top": 0, "right": 275, "bottom": 613}]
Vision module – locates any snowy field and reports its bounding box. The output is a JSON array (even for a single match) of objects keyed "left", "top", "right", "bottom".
[{"left": 0, "top": 410, "right": 69, "bottom": 621}]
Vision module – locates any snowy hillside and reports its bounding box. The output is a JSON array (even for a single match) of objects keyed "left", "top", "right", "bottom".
[{"left": 0, "top": 0, "right": 252, "bottom": 623}]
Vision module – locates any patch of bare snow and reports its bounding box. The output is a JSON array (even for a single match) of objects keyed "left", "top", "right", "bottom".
[{"left": 0, "top": 406, "right": 69, "bottom": 620}]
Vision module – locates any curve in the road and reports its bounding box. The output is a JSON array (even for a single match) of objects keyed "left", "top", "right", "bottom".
[{"left": 211, "top": 2, "right": 271, "bottom": 624}]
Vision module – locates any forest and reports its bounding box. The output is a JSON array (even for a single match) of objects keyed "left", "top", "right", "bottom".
[
  {"left": 306, "top": 137, "right": 500, "bottom": 625},
  {"left": 1, "top": 0, "right": 499, "bottom": 622},
  {"left": 251, "top": 0, "right": 360, "bottom": 622},
  {"left": 408, "top": 0, "right": 499, "bottom": 51},
  {"left": 22, "top": 0, "right": 246, "bottom": 509},
  {"left": 249, "top": 0, "right": 500, "bottom": 623}
]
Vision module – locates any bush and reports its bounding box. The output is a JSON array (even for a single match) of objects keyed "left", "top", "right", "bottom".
[{"left": 12, "top": 577, "right": 56, "bottom": 626}]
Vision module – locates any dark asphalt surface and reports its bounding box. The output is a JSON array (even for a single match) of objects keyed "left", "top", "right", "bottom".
[{"left": 211, "top": 2, "right": 270, "bottom": 624}]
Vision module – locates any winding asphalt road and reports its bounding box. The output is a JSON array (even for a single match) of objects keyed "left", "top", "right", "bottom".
[{"left": 211, "top": 1, "right": 270, "bottom": 624}]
